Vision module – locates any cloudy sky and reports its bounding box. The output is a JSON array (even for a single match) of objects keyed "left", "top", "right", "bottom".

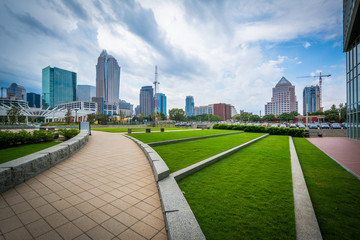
[{"left": 0, "top": 0, "right": 345, "bottom": 115}]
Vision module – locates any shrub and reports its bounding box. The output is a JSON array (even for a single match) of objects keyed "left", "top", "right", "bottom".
[
  {"left": 0, "top": 130, "right": 57, "bottom": 149},
  {"left": 58, "top": 128, "right": 79, "bottom": 140}
]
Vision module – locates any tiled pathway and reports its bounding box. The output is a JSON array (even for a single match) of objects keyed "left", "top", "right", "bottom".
[
  {"left": 0, "top": 131, "right": 167, "bottom": 240},
  {"left": 308, "top": 137, "right": 360, "bottom": 178}
]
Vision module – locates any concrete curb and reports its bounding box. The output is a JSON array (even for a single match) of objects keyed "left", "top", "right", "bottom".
[
  {"left": 172, "top": 134, "right": 269, "bottom": 181},
  {"left": 289, "top": 136, "right": 322, "bottom": 240},
  {"left": 148, "top": 131, "right": 243, "bottom": 147},
  {"left": 0, "top": 130, "right": 89, "bottom": 193},
  {"left": 124, "top": 135, "right": 170, "bottom": 181}
]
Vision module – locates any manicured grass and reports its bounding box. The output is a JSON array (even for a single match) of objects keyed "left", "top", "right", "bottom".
[
  {"left": 178, "top": 135, "right": 295, "bottom": 240},
  {"left": 293, "top": 138, "right": 360, "bottom": 240},
  {"left": 92, "top": 127, "right": 190, "bottom": 133},
  {"left": 0, "top": 142, "right": 61, "bottom": 164},
  {"left": 154, "top": 132, "right": 265, "bottom": 173},
  {"left": 128, "top": 129, "right": 237, "bottom": 143}
]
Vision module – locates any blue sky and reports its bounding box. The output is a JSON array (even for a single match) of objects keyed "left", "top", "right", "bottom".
[{"left": 0, "top": 0, "right": 345, "bottom": 115}]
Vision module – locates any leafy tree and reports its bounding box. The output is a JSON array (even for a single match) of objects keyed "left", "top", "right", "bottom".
[
  {"left": 249, "top": 114, "right": 260, "bottom": 122},
  {"left": 96, "top": 114, "right": 109, "bottom": 125},
  {"left": 308, "top": 111, "right": 324, "bottom": 116},
  {"left": 87, "top": 114, "right": 96, "bottom": 124},
  {"left": 7, "top": 105, "right": 22, "bottom": 124},
  {"left": 119, "top": 110, "right": 125, "bottom": 122},
  {"left": 278, "top": 112, "right": 290, "bottom": 121},
  {"left": 159, "top": 112, "right": 167, "bottom": 120},
  {"left": 262, "top": 114, "right": 276, "bottom": 122},
  {"left": 65, "top": 108, "right": 72, "bottom": 124},
  {"left": 232, "top": 114, "right": 241, "bottom": 121},
  {"left": 324, "top": 104, "right": 339, "bottom": 121},
  {"left": 139, "top": 113, "right": 144, "bottom": 123},
  {"left": 239, "top": 112, "right": 251, "bottom": 121},
  {"left": 169, "top": 108, "right": 186, "bottom": 121},
  {"left": 339, "top": 103, "right": 347, "bottom": 122}
]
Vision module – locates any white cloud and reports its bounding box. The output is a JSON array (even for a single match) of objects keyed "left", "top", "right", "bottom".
[{"left": 304, "top": 42, "right": 311, "bottom": 48}]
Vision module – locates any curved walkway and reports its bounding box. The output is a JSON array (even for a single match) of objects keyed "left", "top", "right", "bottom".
[{"left": 0, "top": 131, "right": 167, "bottom": 240}]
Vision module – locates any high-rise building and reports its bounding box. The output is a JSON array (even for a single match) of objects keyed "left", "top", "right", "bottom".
[
  {"left": 265, "top": 77, "right": 298, "bottom": 116},
  {"left": 119, "top": 99, "right": 134, "bottom": 117},
  {"left": 185, "top": 96, "right": 194, "bottom": 117},
  {"left": 42, "top": 66, "right": 77, "bottom": 109},
  {"left": 7, "top": 83, "right": 26, "bottom": 100},
  {"left": 140, "top": 86, "right": 154, "bottom": 117},
  {"left": 230, "top": 105, "right": 238, "bottom": 117},
  {"left": 213, "top": 103, "right": 232, "bottom": 121},
  {"left": 27, "top": 92, "right": 41, "bottom": 108},
  {"left": 77, "top": 85, "right": 96, "bottom": 101},
  {"left": 135, "top": 105, "right": 140, "bottom": 117},
  {"left": 96, "top": 50, "right": 121, "bottom": 104},
  {"left": 194, "top": 105, "right": 213, "bottom": 116},
  {"left": 155, "top": 93, "right": 167, "bottom": 116},
  {"left": 303, "top": 86, "right": 320, "bottom": 115}
]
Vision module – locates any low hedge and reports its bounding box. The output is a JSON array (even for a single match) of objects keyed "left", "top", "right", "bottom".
[
  {"left": 213, "top": 124, "right": 304, "bottom": 137},
  {"left": 58, "top": 128, "right": 79, "bottom": 140},
  {"left": 0, "top": 130, "right": 59, "bottom": 149}
]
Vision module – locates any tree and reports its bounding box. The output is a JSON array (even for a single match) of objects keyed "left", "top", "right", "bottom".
[
  {"left": 139, "top": 113, "right": 144, "bottom": 123},
  {"left": 87, "top": 114, "right": 96, "bottom": 124},
  {"left": 249, "top": 114, "right": 260, "bottom": 122},
  {"left": 278, "top": 112, "right": 290, "bottom": 121},
  {"left": 324, "top": 104, "right": 339, "bottom": 122},
  {"left": 65, "top": 108, "right": 72, "bottom": 124},
  {"left": 232, "top": 114, "right": 241, "bottom": 121},
  {"left": 239, "top": 112, "right": 251, "bottom": 121},
  {"left": 119, "top": 110, "right": 125, "bottom": 122},
  {"left": 159, "top": 112, "right": 167, "bottom": 120},
  {"left": 339, "top": 103, "right": 347, "bottom": 122},
  {"left": 7, "top": 105, "right": 22, "bottom": 124},
  {"left": 262, "top": 114, "right": 276, "bottom": 122},
  {"left": 169, "top": 108, "right": 186, "bottom": 121}
]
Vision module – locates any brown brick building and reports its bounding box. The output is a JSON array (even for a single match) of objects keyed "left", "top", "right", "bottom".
[{"left": 213, "top": 103, "right": 231, "bottom": 120}]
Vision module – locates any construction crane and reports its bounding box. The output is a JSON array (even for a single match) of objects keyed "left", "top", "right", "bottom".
[
  {"left": 153, "top": 66, "right": 160, "bottom": 117},
  {"left": 297, "top": 72, "right": 331, "bottom": 110}
]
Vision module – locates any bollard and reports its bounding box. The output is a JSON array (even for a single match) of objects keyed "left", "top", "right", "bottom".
[
  {"left": 161, "top": 128, "right": 164, "bottom": 132},
  {"left": 146, "top": 128, "right": 151, "bottom": 133},
  {"left": 128, "top": 129, "right": 132, "bottom": 134}
]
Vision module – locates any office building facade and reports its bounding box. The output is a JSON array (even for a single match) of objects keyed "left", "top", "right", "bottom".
[
  {"left": 7, "top": 83, "right": 26, "bottom": 100},
  {"left": 27, "top": 92, "right": 41, "bottom": 108},
  {"left": 140, "top": 86, "right": 154, "bottom": 117},
  {"left": 77, "top": 85, "right": 96, "bottom": 101},
  {"left": 303, "top": 86, "right": 320, "bottom": 115},
  {"left": 96, "top": 50, "right": 120, "bottom": 104},
  {"left": 194, "top": 105, "right": 213, "bottom": 116},
  {"left": 185, "top": 96, "right": 194, "bottom": 117},
  {"left": 155, "top": 93, "right": 167, "bottom": 116},
  {"left": 344, "top": 0, "right": 360, "bottom": 140},
  {"left": 42, "top": 66, "right": 77, "bottom": 109},
  {"left": 265, "top": 77, "right": 298, "bottom": 115},
  {"left": 213, "top": 103, "right": 232, "bottom": 121}
]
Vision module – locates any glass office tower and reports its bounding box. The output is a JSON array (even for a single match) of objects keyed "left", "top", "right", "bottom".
[
  {"left": 42, "top": 66, "right": 77, "bottom": 109},
  {"left": 140, "top": 86, "right": 154, "bottom": 118},
  {"left": 155, "top": 93, "right": 167, "bottom": 116},
  {"left": 185, "top": 96, "right": 194, "bottom": 117},
  {"left": 344, "top": 0, "right": 360, "bottom": 140},
  {"left": 303, "top": 86, "right": 320, "bottom": 115}
]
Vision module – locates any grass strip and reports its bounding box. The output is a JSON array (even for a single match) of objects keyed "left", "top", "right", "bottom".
[
  {"left": 154, "top": 132, "right": 264, "bottom": 173},
  {"left": 0, "top": 142, "right": 61, "bottom": 164},
  {"left": 293, "top": 138, "right": 360, "bottom": 240},
  {"left": 178, "top": 135, "right": 295, "bottom": 240},
  {"left": 92, "top": 127, "right": 190, "bottom": 133},
  {"left": 128, "top": 129, "right": 237, "bottom": 143}
]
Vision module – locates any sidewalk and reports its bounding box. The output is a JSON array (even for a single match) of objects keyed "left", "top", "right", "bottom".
[
  {"left": 307, "top": 137, "right": 360, "bottom": 178},
  {"left": 0, "top": 131, "right": 167, "bottom": 240}
]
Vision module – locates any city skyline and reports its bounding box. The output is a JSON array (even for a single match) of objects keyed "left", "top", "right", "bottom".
[{"left": 0, "top": 1, "right": 345, "bottom": 114}]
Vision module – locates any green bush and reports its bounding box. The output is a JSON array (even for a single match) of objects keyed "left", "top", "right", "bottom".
[
  {"left": 0, "top": 130, "right": 57, "bottom": 149},
  {"left": 58, "top": 128, "right": 79, "bottom": 140},
  {"left": 213, "top": 124, "right": 304, "bottom": 137}
]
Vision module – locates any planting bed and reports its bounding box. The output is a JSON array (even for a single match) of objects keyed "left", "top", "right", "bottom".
[{"left": 177, "top": 135, "right": 295, "bottom": 240}]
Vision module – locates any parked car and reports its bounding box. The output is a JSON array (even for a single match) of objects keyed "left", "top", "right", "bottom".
[
  {"left": 320, "top": 123, "right": 330, "bottom": 129},
  {"left": 289, "top": 123, "right": 297, "bottom": 128},
  {"left": 279, "top": 124, "right": 286, "bottom": 128},
  {"left": 309, "top": 124, "right": 318, "bottom": 129},
  {"left": 331, "top": 123, "right": 342, "bottom": 129},
  {"left": 298, "top": 124, "right": 305, "bottom": 129},
  {"left": 342, "top": 122, "right": 348, "bottom": 129}
]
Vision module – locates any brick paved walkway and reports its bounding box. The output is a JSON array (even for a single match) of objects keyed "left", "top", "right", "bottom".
[
  {"left": 0, "top": 131, "right": 167, "bottom": 240},
  {"left": 308, "top": 137, "right": 360, "bottom": 178}
]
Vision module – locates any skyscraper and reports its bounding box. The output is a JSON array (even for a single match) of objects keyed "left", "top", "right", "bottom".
[
  {"left": 265, "top": 77, "right": 298, "bottom": 115},
  {"left": 185, "top": 96, "right": 194, "bottom": 117},
  {"left": 7, "top": 83, "right": 26, "bottom": 100},
  {"left": 140, "top": 86, "right": 154, "bottom": 117},
  {"left": 344, "top": 0, "right": 359, "bottom": 140},
  {"left": 77, "top": 85, "right": 96, "bottom": 101},
  {"left": 303, "top": 86, "right": 320, "bottom": 115},
  {"left": 27, "top": 92, "right": 41, "bottom": 108},
  {"left": 213, "top": 103, "right": 232, "bottom": 121},
  {"left": 42, "top": 66, "right": 77, "bottom": 109},
  {"left": 96, "top": 50, "right": 120, "bottom": 104},
  {"left": 155, "top": 93, "right": 167, "bottom": 116}
]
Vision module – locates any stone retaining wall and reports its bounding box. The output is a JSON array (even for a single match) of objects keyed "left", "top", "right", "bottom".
[
  {"left": 0, "top": 130, "right": 89, "bottom": 193},
  {"left": 309, "top": 129, "right": 346, "bottom": 137}
]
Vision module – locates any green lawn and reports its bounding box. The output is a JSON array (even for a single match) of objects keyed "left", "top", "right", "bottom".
[
  {"left": 154, "top": 132, "right": 264, "bottom": 173},
  {"left": 178, "top": 136, "right": 295, "bottom": 240},
  {"left": 293, "top": 138, "right": 360, "bottom": 240},
  {"left": 92, "top": 127, "right": 191, "bottom": 133},
  {"left": 0, "top": 142, "right": 61, "bottom": 164},
  {"left": 128, "top": 129, "right": 237, "bottom": 143}
]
